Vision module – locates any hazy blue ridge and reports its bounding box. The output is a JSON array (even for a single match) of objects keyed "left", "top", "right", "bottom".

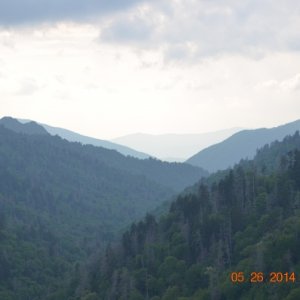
[
  {"left": 42, "top": 123, "right": 152, "bottom": 159},
  {"left": 15, "top": 117, "right": 208, "bottom": 192},
  {"left": 17, "top": 117, "right": 151, "bottom": 159},
  {"left": 0, "top": 116, "right": 49, "bottom": 135},
  {"left": 186, "top": 119, "right": 300, "bottom": 172}
]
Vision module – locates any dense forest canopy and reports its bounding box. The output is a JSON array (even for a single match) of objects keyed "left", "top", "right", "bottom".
[
  {"left": 1, "top": 121, "right": 300, "bottom": 300},
  {"left": 0, "top": 124, "right": 206, "bottom": 299},
  {"left": 78, "top": 132, "right": 300, "bottom": 300}
]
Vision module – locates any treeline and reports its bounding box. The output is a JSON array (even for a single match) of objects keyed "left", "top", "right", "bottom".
[
  {"left": 0, "top": 125, "right": 205, "bottom": 300},
  {"left": 77, "top": 132, "right": 300, "bottom": 300}
]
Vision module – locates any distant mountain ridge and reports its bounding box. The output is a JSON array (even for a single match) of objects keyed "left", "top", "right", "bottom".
[
  {"left": 0, "top": 116, "right": 49, "bottom": 135},
  {"left": 17, "top": 118, "right": 150, "bottom": 159},
  {"left": 0, "top": 123, "right": 207, "bottom": 299},
  {"left": 186, "top": 119, "right": 300, "bottom": 172},
  {"left": 2, "top": 116, "right": 208, "bottom": 192},
  {"left": 112, "top": 128, "right": 242, "bottom": 161}
]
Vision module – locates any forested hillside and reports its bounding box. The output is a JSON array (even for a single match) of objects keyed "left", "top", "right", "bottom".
[
  {"left": 1, "top": 117, "right": 208, "bottom": 193},
  {"left": 187, "top": 119, "right": 300, "bottom": 172},
  {"left": 80, "top": 132, "right": 300, "bottom": 300},
  {"left": 0, "top": 125, "right": 206, "bottom": 300}
]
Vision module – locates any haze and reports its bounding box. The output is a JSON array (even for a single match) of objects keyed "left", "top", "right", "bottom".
[{"left": 0, "top": 0, "right": 299, "bottom": 139}]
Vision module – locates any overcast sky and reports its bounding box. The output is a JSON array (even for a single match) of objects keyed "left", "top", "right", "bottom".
[{"left": 0, "top": 0, "right": 299, "bottom": 139}]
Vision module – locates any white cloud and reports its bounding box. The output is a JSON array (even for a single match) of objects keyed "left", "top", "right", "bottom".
[
  {"left": 0, "top": 2, "right": 300, "bottom": 139},
  {"left": 256, "top": 73, "right": 300, "bottom": 92},
  {"left": 280, "top": 74, "right": 300, "bottom": 91},
  {"left": 16, "top": 78, "right": 41, "bottom": 96},
  {"left": 97, "top": 0, "right": 300, "bottom": 61}
]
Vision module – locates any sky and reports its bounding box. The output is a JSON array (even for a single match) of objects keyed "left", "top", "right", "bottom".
[{"left": 0, "top": 0, "right": 299, "bottom": 139}]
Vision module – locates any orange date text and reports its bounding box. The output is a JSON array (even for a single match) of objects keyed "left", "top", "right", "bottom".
[{"left": 230, "top": 272, "right": 296, "bottom": 283}]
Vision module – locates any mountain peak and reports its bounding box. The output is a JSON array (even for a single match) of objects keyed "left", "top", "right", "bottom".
[
  {"left": 186, "top": 119, "right": 300, "bottom": 172},
  {"left": 0, "top": 116, "right": 49, "bottom": 135}
]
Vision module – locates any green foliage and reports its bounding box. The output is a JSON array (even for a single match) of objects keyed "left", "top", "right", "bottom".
[
  {"left": 81, "top": 132, "right": 300, "bottom": 300},
  {"left": 128, "top": 289, "right": 144, "bottom": 300},
  {"left": 81, "top": 292, "right": 100, "bottom": 300},
  {"left": 285, "top": 288, "right": 300, "bottom": 300},
  {"left": 162, "top": 286, "right": 180, "bottom": 300},
  {"left": 0, "top": 125, "right": 206, "bottom": 299}
]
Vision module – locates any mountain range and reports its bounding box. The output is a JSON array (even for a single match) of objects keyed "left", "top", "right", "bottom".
[
  {"left": 0, "top": 117, "right": 207, "bottom": 193},
  {"left": 1, "top": 116, "right": 300, "bottom": 299},
  {"left": 0, "top": 118, "right": 207, "bottom": 299},
  {"left": 13, "top": 116, "right": 300, "bottom": 174},
  {"left": 187, "top": 119, "right": 300, "bottom": 172},
  {"left": 112, "top": 128, "right": 242, "bottom": 161},
  {"left": 17, "top": 118, "right": 150, "bottom": 159},
  {"left": 0, "top": 116, "right": 49, "bottom": 135}
]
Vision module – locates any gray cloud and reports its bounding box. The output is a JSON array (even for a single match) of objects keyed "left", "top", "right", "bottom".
[
  {"left": 99, "top": 0, "right": 300, "bottom": 60},
  {"left": 1, "top": 0, "right": 300, "bottom": 61},
  {"left": 0, "top": 0, "right": 143, "bottom": 25},
  {"left": 100, "top": 17, "right": 153, "bottom": 43}
]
